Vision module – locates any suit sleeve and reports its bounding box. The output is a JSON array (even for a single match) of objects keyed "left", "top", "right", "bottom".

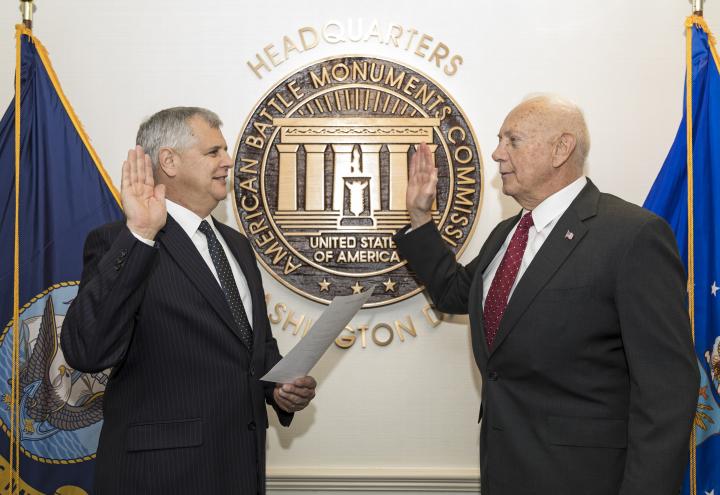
[
  {"left": 60, "top": 225, "right": 159, "bottom": 373},
  {"left": 262, "top": 333, "right": 293, "bottom": 427},
  {"left": 616, "top": 216, "right": 699, "bottom": 495},
  {"left": 238, "top": 234, "right": 293, "bottom": 427},
  {"left": 393, "top": 221, "right": 481, "bottom": 314},
  {"left": 261, "top": 314, "right": 293, "bottom": 427}
]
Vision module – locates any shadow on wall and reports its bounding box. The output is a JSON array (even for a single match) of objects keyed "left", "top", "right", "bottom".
[{"left": 265, "top": 330, "right": 352, "bottom": 448}]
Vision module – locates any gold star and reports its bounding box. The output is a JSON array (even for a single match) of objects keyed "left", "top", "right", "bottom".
[
  {"left": 383, "top": 278, "right": 396, "bottom": 292},
  {"left": 24, "top": 419, "right": 35, "bottom": 434},
  {"left": 351, "top": 281, "right": 363, "bottom": 294},
  {"left": 700, "top": 386, "right": 709, "bottom": 400},
  {"left": 2, "top": 393, "right": 11, "bottom": 408},
  {"left": 318, "top": 278, "right": 331, "bottom": 292}
]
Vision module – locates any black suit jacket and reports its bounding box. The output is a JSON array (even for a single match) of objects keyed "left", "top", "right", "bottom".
[
  {"left": 395, "top": 180, "right": 698, "bottom": 495},
  {"left": 61, "top": 215, "right": 291, "bottom": 494}
]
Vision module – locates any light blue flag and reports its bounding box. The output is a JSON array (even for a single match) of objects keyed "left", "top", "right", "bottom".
[{"left": 644, "top": 16, "right": 720, "bottom": 495}]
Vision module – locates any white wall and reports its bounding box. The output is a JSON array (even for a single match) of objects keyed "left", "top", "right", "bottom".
[{"left": 1, "top": 1, "right": 715, "bottom": 492}]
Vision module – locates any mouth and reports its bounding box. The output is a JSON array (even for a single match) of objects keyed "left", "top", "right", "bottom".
[{"left": 212, "top": 175, "right": 228, "bottom": 184}]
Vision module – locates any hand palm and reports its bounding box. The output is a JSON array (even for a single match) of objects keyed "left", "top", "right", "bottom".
[
  {"left": 122, "top": 146, "right": 166, "bottom": 239},
  {"left": 406, "top": 143, "right": 437, "bottom": 225}
]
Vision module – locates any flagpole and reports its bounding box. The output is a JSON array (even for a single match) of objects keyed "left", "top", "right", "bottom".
[
  {"left": 20, "top": 0, "right": 33, "bottom": 29},
  {"left": 692, "top": 0, "right": 704, "bottom": 16},
  {"left": 685, "top": 3, "right": 702, "bottom": 494}
]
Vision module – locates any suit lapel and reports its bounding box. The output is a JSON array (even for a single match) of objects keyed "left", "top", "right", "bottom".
[
  {"left": 158, "top": 215, "right": 247, "bottom": 345},
  {"left": 489, "top": 181, "right": 600, "bottom": 356},
  {"left": 471, "top": 213, "right": 522, "bottom": 359},
  {"left": 476, "top": 213, "right": 522, "bottom": 276}
]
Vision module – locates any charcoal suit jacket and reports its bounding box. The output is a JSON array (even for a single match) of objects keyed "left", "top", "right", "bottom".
[
  {"left": 394, "top": 180, "right": 698, "bottom": 495},
  {"left": 61, "top": 215, "right": 291, "bottom": 494}
]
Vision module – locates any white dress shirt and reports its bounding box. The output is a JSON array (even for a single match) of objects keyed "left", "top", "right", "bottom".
[
  {"left": 482, "top": 176, "right": 587, "bottom": 305},
  {"left": 131, "top": 200, "right": 254, "bottom": 328}
]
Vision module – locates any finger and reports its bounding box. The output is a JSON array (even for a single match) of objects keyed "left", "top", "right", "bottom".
[
  {"left": 128, "top": 148, "right": 138, "bottom": 187},
  {"left": 134, "top": 145, "right": 144, "bottom": 187},
  {"left": 275, "top": 394, "right": 294, "bottom": 412},
  {"left": 144, "top": 152, "right": 154, "bottom": 186},
  {"left": 281, "top": 387, "right": 315, "bottom": 401},
  {"left": 409, "top": 146, "right": 421, "bottom": 181},
  {"left": 428, "top": 167, "right": 438, "bottom": 192},
  {"left": 279, "top": 384, "right": 313, "bottom": 399},
  {"left": 275, "top": 388, "right": 305, "bottom": 411},
  {"left": 414, "top": 143, "right": 426, "bottom": 175},
  {"left": 121, "top": 160, "right": 131, "bottom": 191},
  {"left": 419, "top": 143, "right": 433, "bottom": 174},
  {"left": 292, "top": 376, "right": 317, "bottom": 388}
]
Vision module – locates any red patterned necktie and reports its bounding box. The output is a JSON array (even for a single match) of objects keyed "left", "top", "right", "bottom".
[{"left": 483, "top": 212, "right": 534, "bottom": 348}]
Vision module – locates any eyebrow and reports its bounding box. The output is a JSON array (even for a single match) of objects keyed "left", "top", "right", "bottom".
[
  {"left": 205, "top": 145, "right": 227, "bottom": 154},
  {"left": 499, "top": 130, "right": 524, "bottom": 138}
]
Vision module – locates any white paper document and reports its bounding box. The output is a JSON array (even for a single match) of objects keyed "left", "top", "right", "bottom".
[{"left": 261, "top": 287, "right": 374, "bottom": 383}]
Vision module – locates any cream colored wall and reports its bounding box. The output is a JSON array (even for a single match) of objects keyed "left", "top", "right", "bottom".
[{"left": 1, "top": 1, "right": 715, "bottom": 492}]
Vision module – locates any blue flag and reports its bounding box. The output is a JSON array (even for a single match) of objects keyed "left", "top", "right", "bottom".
[
  {"left": 644, "top": 16, "right": 720, "bottom": 495},
  {"left": 0, "top": 25, "right": 123, "bottom": 493}
]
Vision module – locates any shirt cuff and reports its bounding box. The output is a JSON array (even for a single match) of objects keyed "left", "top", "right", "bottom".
[{"left": 130, "top": 230, "right": 155, "bottom": 247}]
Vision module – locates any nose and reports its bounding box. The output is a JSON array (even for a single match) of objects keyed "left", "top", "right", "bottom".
[
  {"left": 220, "top": 149, "right": 232, "bottom": 168},
  {"left": 491, "top": 141, "right": 506, "bottom": 163}
]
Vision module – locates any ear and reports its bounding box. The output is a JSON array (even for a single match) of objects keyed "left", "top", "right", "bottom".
[
  {"left": 552, "top": 133, "right": 577, "bottom": 169},
  {"left": 157, "top": 147, "right": 177, "bottom": 177}
]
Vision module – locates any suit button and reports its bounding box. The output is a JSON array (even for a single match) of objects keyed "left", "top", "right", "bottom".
[
  {"left": 249, "top": 366, "right": 255, "bottom": 377},
  {"left": 247, "top": 421, "right": 256, "bottom": 431},
  {"left": 488, "top": 371, "right": 499, "bottom": 381},
  {"left": 119, "top": 249, "right": 127, "bottom": 258}
]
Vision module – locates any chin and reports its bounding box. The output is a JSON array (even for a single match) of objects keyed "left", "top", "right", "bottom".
[
  {"left": 212, "top": 188, "right": 229, "bottom": 201},
  {"left": 501, "top": 183, "right": 517, "bottom": 197}
]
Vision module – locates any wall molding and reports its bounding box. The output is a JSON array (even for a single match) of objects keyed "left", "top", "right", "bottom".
[{"left": 267, "top": 467, "right": 481, "bottom": 492}]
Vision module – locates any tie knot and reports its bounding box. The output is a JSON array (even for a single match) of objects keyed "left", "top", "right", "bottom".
[
  {"left": 518, "top": 212, "right": 534, "bottom": 231},
  {"left": 198, "top": 219, "right": 214, "bottom": 237}
]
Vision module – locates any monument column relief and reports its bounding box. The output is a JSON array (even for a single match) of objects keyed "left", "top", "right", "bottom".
[
  {"left": 304, "top": 144, "right": 327, "bottom": 211},
  {"left": 276, "top": 143, "right": 299, "bottom": 211},
  {"left": 387, "top": 144, "right": 410, "bottom": 211},
  {"left": 359, "top": 144, "right": 382, "bottom": 213},
  {"left": 272, "top": 117, "right": 440, "bottom": 215}
]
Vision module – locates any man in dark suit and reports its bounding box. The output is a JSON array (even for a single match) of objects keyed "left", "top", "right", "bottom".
[
  {"left": 394, "top": 95, "right": 698, "bottom": 494},
  {"left": 61, "top": 107, "right": 316, "bottom": 494}
]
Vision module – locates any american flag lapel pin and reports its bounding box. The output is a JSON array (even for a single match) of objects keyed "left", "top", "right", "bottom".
[{"left": 565, "top": 230, "right": 574, "bottom": 240}]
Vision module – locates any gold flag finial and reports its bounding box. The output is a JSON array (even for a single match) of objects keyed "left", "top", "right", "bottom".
[
  {"left": 692, "top": 0, "right": 705, "bottom": 16},
  {"left": 20, "top": 0, "right": 34, "bottom": 29}
]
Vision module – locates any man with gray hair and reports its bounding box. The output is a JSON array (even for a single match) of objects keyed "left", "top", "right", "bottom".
[
  {"left": 394, "top": 95, "right": 698, "bottom": 494},
  {"left": 62, "top": 107, "right": 316, "bottom": 494}
]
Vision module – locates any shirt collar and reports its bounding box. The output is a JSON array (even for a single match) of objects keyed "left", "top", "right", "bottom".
[
  {"left": 166, "top": 199, "right": 214, "bottom": 238},
  {"left": 527, "top": 176, "right": 587, "bottom": 232}
]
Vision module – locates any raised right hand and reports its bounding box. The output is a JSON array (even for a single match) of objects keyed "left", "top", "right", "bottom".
[
  {"left": 121, "top": 145, "right": 167, "bottom": 240},
  {"left": 406, "top": 143, "right": 437, "bottom": 228}
]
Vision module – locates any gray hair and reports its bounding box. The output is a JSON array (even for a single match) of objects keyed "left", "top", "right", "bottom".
[
  {"left": 521, "top": 93, "right": 591, "bottom": 167},
  {"left": 136, "top": 107, "right": 223, "bottom": 170}
]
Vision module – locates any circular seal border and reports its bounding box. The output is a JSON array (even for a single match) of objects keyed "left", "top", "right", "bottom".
[
  {"left": 232, "top": 54, "right": 484, "bottom": 307},
  {"left": 1, "top": 281, "right": 98, "bottom": 464}
]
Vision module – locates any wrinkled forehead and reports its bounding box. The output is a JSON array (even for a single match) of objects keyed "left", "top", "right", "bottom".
[{"left": 501, "top": 100, "right": 561, "bottom": 137}]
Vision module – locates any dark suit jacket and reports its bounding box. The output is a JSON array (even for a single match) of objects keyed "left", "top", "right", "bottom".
[
  {"left": 394, "top": 180, "right": 698, "bottom": 495},
  {"left": 61, "top": 215, "right": 292, "bottom": 495}
]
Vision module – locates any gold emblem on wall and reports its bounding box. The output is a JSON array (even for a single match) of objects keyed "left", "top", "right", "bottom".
[{"left": 233, "top": 56, "right": 482, "bottom": 307}]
